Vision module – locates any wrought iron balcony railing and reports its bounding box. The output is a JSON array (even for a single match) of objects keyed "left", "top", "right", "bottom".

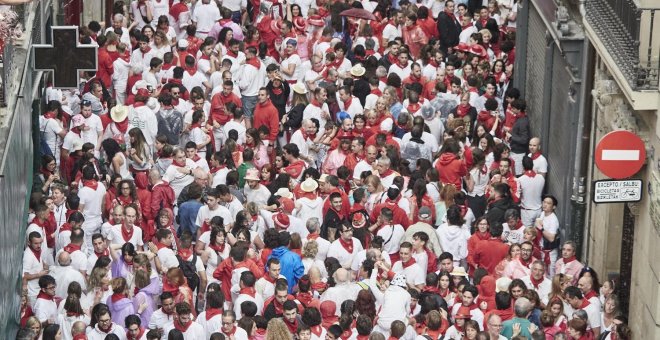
[{"left": 585, "top": 0, "right": 660, "bottom": 91}]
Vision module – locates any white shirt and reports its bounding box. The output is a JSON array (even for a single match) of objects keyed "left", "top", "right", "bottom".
[
  {"left": 50, "top": 265, "right": 87, "bottom": 299},
  {"left": 244, "top": 184, "right": 271, "bottom": 207},
  {"left": 391, "top": 260, "right": 426, "bottom": 286},
  {"left": 281, "top": 53, "right": 303, "bottom": 82},
  {"left": 517, "top": 172, "right": 545, "bottom": 210},
  {"left": 157, "top": 246, "right": 180, "bottom": 272},
  {"left": 502, "top": 223, "right": 525, "bottom": 245},
  {"left": 162, "top": 319, "right": 206, "bottom": 340},
  {"left": 302, "top": 234, "right": 331, "bottom": 262},
  {"left": 382, "top": 23, "right": 402, "bottom": 41},
  {"left": 211, "top": 167, "right": 231, "bottom": 187},
  {"left": 530, "top": 152, "right": 549, "bottom": 174},
  {"left": 77, "top": 114, "right": 103, "bottom": 148},
  {"left": 107, "top": 224, "right": 144, "bottom": 249},
  {"left": 196, "top": 204, "right": 234, "bottom": 230},
  {"left": 238, "top": 60, "right": 267, "bottom": 97},
  {"left": 327, "top": 237, "right": 364, "bottom": 269},
  {"left": 388, "top": 62, "right": 412, "bottom": 79},
  {"left": 148, "top": 308, "right": 175, "bottom": 330},
  {"left": 222, "top": 120, "right": 246, "bottom": 145},
  {"left": 79, "top": 182, "right": 107, "bottom": 222},
  {"left": 400, "top": 131, "right": 440, "bottom": 153},
  {"left": 338, "top": 96, "right": 363, "bottom": 119},
  {"left": 86, "top": 323, "right": 127, "bottom": 340},
  {"left": 23, "top": 249, "right": 45, "bottom": 299},
  {"left": 196, "top": 311, "right": 223, "bottom": 339},
  {"left": 191, "top": 3, "right": 221, "bottom": 33},
  {"left": 163, "top": 159, "right": 197, "bottom": 198},
  {"left": 521, "top": 275, "right": 552, "bottom": 305},
  {"left": 377, "top": 224, "right": 405, "bottom": 256},
  {"left": 233, "top": 291, "right": 265, "bottom": 316},
  {"left": 34, "top": 294, "right": 58, "bottom": 323}
]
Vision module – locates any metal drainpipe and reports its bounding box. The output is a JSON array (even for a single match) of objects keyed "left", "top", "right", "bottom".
[{"left": 572, "top": 37, "right": 593, "bottom": 259}]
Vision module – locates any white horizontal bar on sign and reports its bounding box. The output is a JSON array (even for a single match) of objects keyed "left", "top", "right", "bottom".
[{"left": 601, "top": 149, "right": 640, "bottom": 161}]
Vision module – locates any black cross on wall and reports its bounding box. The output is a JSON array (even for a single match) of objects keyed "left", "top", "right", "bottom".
[{"left": 32, "top": 26, "right": 98, "bottom": 89}]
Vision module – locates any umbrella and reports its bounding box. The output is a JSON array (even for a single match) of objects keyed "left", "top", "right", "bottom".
[{"left": 340, "top": 8, "right": 377, "bottom": 21}]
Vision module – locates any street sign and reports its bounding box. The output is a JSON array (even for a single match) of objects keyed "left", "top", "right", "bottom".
[
  {"left": 593, "top": 179, "right": 643, "bottom": 203},
  {"left": 595, "top": 130, "right": 646, "bottom": 179},
  {"left": 32, "top": 26, "right": 98, "bottom": 89}
]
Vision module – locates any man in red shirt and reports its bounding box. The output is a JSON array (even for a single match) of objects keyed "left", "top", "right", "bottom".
[
  {"left": 252, "top": 88, "right": 280, "bottom": 145},
  {"left": 473, "top": 223, "right": 510, "bottom": 275}
]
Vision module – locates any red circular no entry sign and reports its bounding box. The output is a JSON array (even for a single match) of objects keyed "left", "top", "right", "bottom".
[{"left": 595, "top": 130, "right": 646, "bottom": 179}]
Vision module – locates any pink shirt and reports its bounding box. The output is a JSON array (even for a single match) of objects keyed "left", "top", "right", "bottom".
[
  {"left": 554, "top": 259, "right": 584, "bottom": 285},
  {"left": 503, "top": 258, "right": 535, "bottom": 280}
]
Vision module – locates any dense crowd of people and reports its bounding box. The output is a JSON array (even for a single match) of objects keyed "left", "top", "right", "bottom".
[{"left": 21, "top": 0, "right": 632, "bottom": 339}]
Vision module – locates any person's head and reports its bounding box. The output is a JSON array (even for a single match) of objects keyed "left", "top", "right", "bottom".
[
  {"left": 564, "top": 286, "right": 585, "bottom": 309},
  {"left": 283, "top": 300, "right": 298, "bottom": 323},
  {"left": 220, "top": 310, "right": 237, "bottom": 333},
  {"left": 562, "top": 241, "right": 577, "bottom": 260},
  {"left": 509, "top": 279, "right": 527, "bottom": 300},
  {"left": 513, "top": 297, "right": 532, "bottom": 318},
  {"left": 487, "top": 313, "right": 503, "bottom": 336},
  {"left": 531, "top": 260, "right": 545, "bottom": 280},
  {"left": 339, "top": 222, "right": 354, "bottom": 241},
  {"left": 520, "top": 241, "right": 534, "bottom": 261},
  {"left": 275, "top": 280, "right": 289, "bottom": 305},
  {"left": 398, "top": 241, "right": 413, "bottom": 263},
  {"left": 567, "top": 318, "right": 587, "bottom": 339},
  {"left": 462, "top": 285, "right": 478, "bottom": 306},
  {"left": 39, "top": 275, "right": 57, "bottom": 296},
  {"left": 439, "top": 252, "right": 454, "bottom": 272}
]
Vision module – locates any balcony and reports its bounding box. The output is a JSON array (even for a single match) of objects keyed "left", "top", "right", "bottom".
[{"left": 584, "top": 0, "right": 660, "bottom": 95}]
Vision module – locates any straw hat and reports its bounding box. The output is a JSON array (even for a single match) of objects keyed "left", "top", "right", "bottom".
[
  {"left": 292, "top": 83, "right": 307, "bottom": 95},
  {"left": 450, "top": 266, "right": 469, "bottom": 277},
  {"left": 110, "top": 105, "right": 128, "bottom": 123},
  {"left": 301, "top": 178, "right": 319, "bottom": 192},
  {"left": 244, "top": 168, "right": 260, "bottom": 181},
  {"left": 350, "top": 64, "right": 366, "bottom": 77}
]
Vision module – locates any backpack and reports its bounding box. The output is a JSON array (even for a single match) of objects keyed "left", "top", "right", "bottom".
[
  {"left": 40, "top": 120, "right": 54, "bottom": 157},
  {"left": 176, "top": 253, "right": 200, "bottom": 292}
]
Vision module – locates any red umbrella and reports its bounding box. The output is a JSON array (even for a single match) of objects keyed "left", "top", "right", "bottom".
[{"left": 340, "top": 8, "right": 377, "bottom": 21}]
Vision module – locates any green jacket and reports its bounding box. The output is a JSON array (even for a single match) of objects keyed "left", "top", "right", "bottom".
[{"left": 501, "top": 317, "right": 532, "bottom": 339}]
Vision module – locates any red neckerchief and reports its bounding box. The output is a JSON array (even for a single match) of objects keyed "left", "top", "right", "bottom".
[
  {"left": 371, "top": 88, "right": 382, "bottom": 96},
  {"left": 95, "top": 248, "right": 110, "bottom": 258},
  {"left": 529, "top": 275, "right": 544, "bottom": 289},
  {"left": 37, "top": 291, "right": 53, "bottom": 301},
  {"left": 387, "top": 53, "right": 398, "bottom": 65},
  {"left": 239, "top": 287, "right": 256, "bottom": 298},
  {"left": 184, "top": 66, "right": 197, "bottom": 76},
  {"left": 205, "top": 307, "right": 223, "bottom": 320},
  {"left": 343, "top": 97, "right": 353, "bottom": 110},
  {"left": 59, "top": 222, "right": 72, "bottom": 233},
  {"left": 299, "top": 127, "right": 316, "bottom": 141},
  {"left": 402, "top": 257, "right": 417, "bottom": 269},
  {"left": 519, "top": 256, "right": 533, "bottom": 268},
  {"left": 246, "top": 57, "right": 261, "bottom": 70},
  {"left": 43, "top": 110, "right": 58, "bottom": 120},
  {"left": 584, "top": 290, "right": 598, "bottom": 301},
  {"left": 307, "top": 233, "right": 320, "bottom": 241},
  {"left": 311, "top": 281, "right": 327, "bottom": 292},
  {"left": 310, "top": 98, "right": 322, "bottom": 108},
  {"left": 190, "top": 122, "right": 202, "bottom": 130},
  {"left": 226, "top": 48, "right": 239, "bottom": 58},
  {"left": 209, "top": 165, "right": 225, "bottom": 174},
  {"left": 83, "top": 180, "right": 98, "bottom": 190},
  {"left": 223, "top": 326, "right": 238, "bottom": 336},
  {"left": 340, "top": 329, "right": 353, "bottom": 340},
  {"left": 199, "top": 53, "right": 210, "bottom": 61},
  {"left": 172, "top": 159, "right": 187, "bottom": 167},
  {"left": 178, "top": 247, "right": 193, "bottom": 259},
  {"left": 111, "top": 293, "right": 127, "bottom": 303},
  {"left": 380, "top": 168, "right": 394, "bottom": 178},
  {"left": 563, "top": 255, "right": 577, "bottom": 264},
  {"left": 579, "top": 298, "right": 590, "bottom": 309},
  {"left": 356, "top": 335, "right": 369, "bottom": 340},
  {"left": 311, "top": 325, "right": 324, "bottom": 337},
  {"left": 284, "top": 317, "right": 298, "bottom": 334},
  {"left": 297, "top": 291, "right": 314, "bottom": 306},
  {"left": 524, "top": 170, "right": 537, "bottom": 178},
  {"left": 407, "top": 102, "right": 421, "bottom": 113},
  {"left": 271, "top": 86, "right": 283, "bottom": 96},
  {"left": 395, "top": 60, "right": 408, "bottom": 69},
  {"left": 332, "top": 56, "right": 345, "bottom": 69},
  {"left": 72, "top": 335, "right": 88, "bottom": 340},
  {"left": 121, "top": 223, "right": 135, "bottom": 242},
  {"left": 209, "top": 242, "right": 226, "bottom": 254},
  {"left": 116, "top": 195, "right": 134, "bottom": 206},
  {"left": 474, "top": 231, "right": 490, "bottom": 241},
  {"left": 422, "top": 286, "right": 440, "bottom": 295},
  {"left": 70, "top": 126, "right": 82, "bottom": 137},
  {"left": 98, "top": 322, "right": 114, "bottom": 334},
  {"left": 531, "top": 152, "right": 542, "bottom": 160},
  {"left": 126, "top": 327, "right": 145, "bottom": 340},
  {"left": 155, "top": 241, "right": 170, "bottom": 250},
  {"left": 191, "top": 154, "right": 201, "bottom": 162},
  {"left": 63, "top": 243, "right": 82, "bottom": 253},
  {"left": 174, "top": 318, "right": 192, "bottom": 332},
  {"left": 338, "top": 237, "right": 354, "bottom": 253},
  {"left": 115, "top": 118, "right": 129, "bottom": 133},
  {"left": 456, "top": 103, "right": 471, "bottom": 117}
]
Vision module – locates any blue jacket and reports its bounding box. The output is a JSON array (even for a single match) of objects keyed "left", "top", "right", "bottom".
[
  {"left": 268, "top": 246, "right": 304, "bottom": 293},
  {"left": 177, "top": 200, "right": 203, "bottom": 236}
]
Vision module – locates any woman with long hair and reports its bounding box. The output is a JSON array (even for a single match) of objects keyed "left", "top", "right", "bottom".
[
  {"left": 494, "top": 243, "right": 521, "bottom": 279},
  {"left": 35, "top": 155, "right": 60, "bottom": 195},
  {"left": 57, "top": 294, "right": 90, "bottom": 340},
  {"left": 437, "top": 271, "right": 457, "bottom": 308},
  {"left": 282, "top": 88, "right": 308, "bottom": 141},
  {"left": 110, "top": 242, "right": 138, "bottom": 284},
  {"left": 132, "top": 268, "right": 159, "bottom": 327},
  {"left": 265, "top": 317, "right": 292, "bottom": 340},
  {"left": 364, "top": 175, "right": 385, "bottom": 215},
  {"left": 463, "top": 319, "right": 481, "bottom": 340},
  {"left": 217, "top": 27, "right": 234, "bottom": 56},
  {"left": 106, "top": 277, "right": 135, "bottom": 325},
  {"left": 408, "top": 178, "right": 435, "bottom": 223},
  {"left": 466, "top": 217, "right": 491, "bottom": 273},
  {"left": 548, "top": 273, "right": 571, "bottom": 305},
  {"left": 127, "top": 128, "right": 152, "bottom": 174},
  {"left": 108, "top": 179, "right": 141, "bottom": 220},
  {"left": 102, "top": 138, "right": 131, "bottom": 179},
  {"left": 151, "top": 30, "right": 171, "bottom": 59},
  {"left": 163, "top": 267, "right": 194, "bottom": 312},
  {"left": 302, "top": 240, "right": 327, "bottom": 278},
  {"left": 465, "top": 149, "right": 489, "bottom": 218},
  {"left": 245, "top": 127, "right": 269, "bottom": 170},
  {"left": 435, "top": 183, "right": 458, "bottom": 226},
  {"left": 41, "top": 100, "right": 68, "bottom": 166},
  {"left": 600, "top": 294, "right": 621, "bottom": 333}
]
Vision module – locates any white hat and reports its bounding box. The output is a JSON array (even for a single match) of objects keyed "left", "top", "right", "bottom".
[
  {"left": 292, "top": 83, "right": 307, "bottom": 95},
  {"left": 131, "top": 80, "right": 149, "bottom": 95},
  {"left": 110, "top": 105, "right": 128, "bottom": 123},
  {"left": 390, "top": 274, "right": 408, "bottom": 288},
  {"left": 350, "top": 64, "right": 366, "bottom": 77},
  {"left": 301, "top": 178, "right": 319, "bottom": 192},
  {"left": 244, "top": 168, "right": 260, "bottom": 181},
  {"left": 178, "top": 39, "right": 189, "bottom": 49},
  {"left": 496, "top": 277, "right": 512, "bottom": 293},
  {"left": 71, "top": 114, "right": 86, "bottom": 128},
  {"left": 275, "top": 187, "right": 294, "bottom": 199},
  {"left": 379, "top": 117, "right": 393, "bottom": 132}
]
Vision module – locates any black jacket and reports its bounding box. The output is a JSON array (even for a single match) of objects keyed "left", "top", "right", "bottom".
[
  {"left": 509, "top": 115, "right": 530, "bottom": 154},
  {"left": 485, "top": 197, "right": 516, "bottom": 225},
  {"left": 437, "top": 11, "right": 462, "bottom": 52}
]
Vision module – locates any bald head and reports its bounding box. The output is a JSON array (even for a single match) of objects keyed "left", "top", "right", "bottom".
[
  {"left": 578, "top": 276, "right": 593, "bottom": 294},
  {"left": 333, "top": 268, "right": 349, "bottom": 284},
  {"left": 58, "top": 251, "right": 72, "bottom": 266},
  {"left": 72, "top": 321, "right": 86, "bottom": 335},
  {"left": 149, "top": 168, "right": 162, "bottom": 182},
  {"left": 529, "top": 137, "right": 542, "bottom": 154}
]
